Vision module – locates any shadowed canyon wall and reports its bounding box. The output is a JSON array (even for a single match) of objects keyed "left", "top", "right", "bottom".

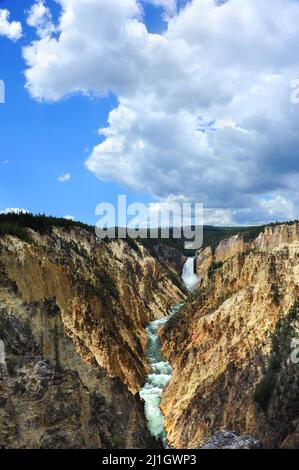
[
  {"left": 161, "top": 223, "right": 299, "bottom": 449},
  {"left": 0, "top": 226, "right": 185, "bottom": 448}
]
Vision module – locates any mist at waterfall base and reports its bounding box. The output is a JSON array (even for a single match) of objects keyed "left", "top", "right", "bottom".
[{"left": 139, "top": 258, "right": 199, "bottom": 447}]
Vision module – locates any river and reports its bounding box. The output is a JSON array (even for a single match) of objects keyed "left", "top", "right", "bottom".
[{"left": 139, "top": 257, "right": 199, "bottom": 447}]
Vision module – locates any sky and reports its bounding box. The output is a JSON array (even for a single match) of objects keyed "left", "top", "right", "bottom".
[{"left": 0, "top": 0, "right": 299, "bottom": 227}]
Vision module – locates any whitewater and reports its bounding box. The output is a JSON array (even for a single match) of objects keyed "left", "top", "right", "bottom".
[{"left": 139, "top": 257, "right": 199, "bottom": 447}]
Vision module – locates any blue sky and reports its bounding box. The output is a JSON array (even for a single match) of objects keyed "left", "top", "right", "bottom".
[
  {"left": 0, "top": 0, "right": 167, "bottom": 225},
  {"left": 0, "top": 0, "right": 299, "bottom": 226}
]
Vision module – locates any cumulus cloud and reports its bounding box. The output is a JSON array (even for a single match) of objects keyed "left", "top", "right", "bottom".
[
  {"left": 0, "top": 9, "right": 22, "bottom": 41},
  {"left": 26, "top": 1, "right": 55, "bottom": 38},
  {"left": 23, "top": 0, "right": 143, "bottom": 101},
  {"left": 23, "top": 0, "right": 299, "bottom": 224},
  {"left": 1, "top": 208, "right": 29, "bottom": 215},
  {"left": 258, "top": 195, "right": 296, "bottom": 221},
  {"left": 64, "top": 215, "right": 75, "bottom": 220},
  {"left": 203, "top": 195, "right": 297, "bottom": 227},
  {"left": 58, "top": 172, "right": 71, "bottom": 183}
]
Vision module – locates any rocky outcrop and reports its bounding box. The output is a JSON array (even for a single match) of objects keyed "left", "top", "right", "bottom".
[
  {"left": 200, "top": 430, "right": 261, "bottom": 449},
  {"left": 144, "top": 242, "right": 186, "bottom": 277},
  {"left": 280, "top": 420, "right": 299, "bottom": 449},
  {"left": 0, "top": 226, "right": 185, "bottom": 448},
  {"left": 255, "top": 223, "right": 299, "bottom": 252},
  {"left": 0, "top": 228, "right": 185, "bottom": 393},
  {"left": 0, "top": 301, "right": 156, "bottom": 449},
  {"left": 161, "top": 222, "right": 299, "bottom": 449}
]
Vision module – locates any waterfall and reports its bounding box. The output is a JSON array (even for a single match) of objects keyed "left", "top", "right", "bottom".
[
  {"left": 182, "top": 257, "right": 199, "bottom": 292},
  {"left": 140, "top": 258, "right": 199, "bottom": 447}
]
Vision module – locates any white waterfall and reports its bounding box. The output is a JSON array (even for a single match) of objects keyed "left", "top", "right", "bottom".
[{"left": 182, "top": 257, "right": 199, "bottom": 292}]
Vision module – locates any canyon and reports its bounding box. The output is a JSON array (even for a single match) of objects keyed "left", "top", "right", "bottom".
[
  {"left": 161, "top": 222, "right": 299, "bottom": 449},
  {"left": 0, "top": 217, "right": 299, "bottom": 448},
  {"left": 0, "top": 223, "right": 185, "bottom": 448}
]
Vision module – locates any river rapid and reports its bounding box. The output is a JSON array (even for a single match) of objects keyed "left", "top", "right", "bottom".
[{"left": 139, "top": 257, "right": 199, "bottom": 447}]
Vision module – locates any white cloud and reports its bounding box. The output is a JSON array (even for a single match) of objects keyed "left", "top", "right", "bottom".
[
  {"left": 58, "top": 172, "right": 71, "bottom": 183},
  {"left": 23, "top": 0, "right": 299, "bottom": 224},
  {"left": 258, "top": 195, "right": 296, "bottom": 221},
  {"left": 204, "top": 208, "right": 236, "bottom": 227},
  {"left": 1, "top": 208, "right": 29, "bottom": 215},
  {"left": 27, "top": 1, "right": 55, "bottom": 38},
  {"left": 203, "top": 197, "right": 297, "bottom": 227},
  {"left": 0, "top": 9, "right": 22, "bottom": 41},
  {"left": 23, "top": 0, "right": 143, "bottom": 101},
  {"left": 64, "top": 215, "right": 75, "bottom": 220}
]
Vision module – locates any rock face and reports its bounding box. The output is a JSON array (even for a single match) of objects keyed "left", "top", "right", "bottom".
[
  {"left": 148, "top": 243, "right": 186, "bottom": 277},
  {"left": 200, "top": 430, "right": 261, "bottom": 449},
  {"left": 161, "top": 222, "right": 299, "bottom": 449},
  {"left": 0, "top": 226, "right": 185, "bottom": 448},
  {"left": 2, "top": 219, "right": 299, "bottom": 449},
  {"left": 0, "top": 308, "right": 152, "bottom": 449}
]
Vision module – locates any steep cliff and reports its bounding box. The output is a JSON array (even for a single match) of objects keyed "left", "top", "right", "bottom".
[
  {"left": 161, "top": 222, "right": 299, "bottom": 449},
  {"left": 0, "top": 224, "right": 185, "bottom": 448}
]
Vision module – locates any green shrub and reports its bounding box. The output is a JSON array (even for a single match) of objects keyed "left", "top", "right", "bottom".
[
  {"left": 95, "top": 269, "right": 120, "bottom": 301},
  {"left": 208, "top": 261, "right": 224, "bottom": 279},
  {"left": 254, "top": 300, "right": 299, "bottom": 412},
  {"left": 0, "top": 212, "right": 95, "bottom": 242},
  {"left": 271, "top": 283, "right": 281, "bottom": 305},
  {"left": 0, "top": 220, "right": 31, "bottom": 242},
  {"left": 125, "top": 237, "right": 140, "bottom": 253}
]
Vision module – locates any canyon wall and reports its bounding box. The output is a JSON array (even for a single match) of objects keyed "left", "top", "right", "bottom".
[
  {"left": 161, "top": 223, "right": 299, "bottom": 449},
  {"left": 0, "top": 226, "right": 185, "bottom": 448}
]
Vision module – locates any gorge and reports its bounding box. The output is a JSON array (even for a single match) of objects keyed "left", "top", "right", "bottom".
[
  {"left": 140, "top": 257, "right": 199, "bottom": 447},
  {"left": 161, "top": 223, "right": 299, "bottom": 449},
  {"left": 0, "top": 215, "right": 299, "bottom": 449}
]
